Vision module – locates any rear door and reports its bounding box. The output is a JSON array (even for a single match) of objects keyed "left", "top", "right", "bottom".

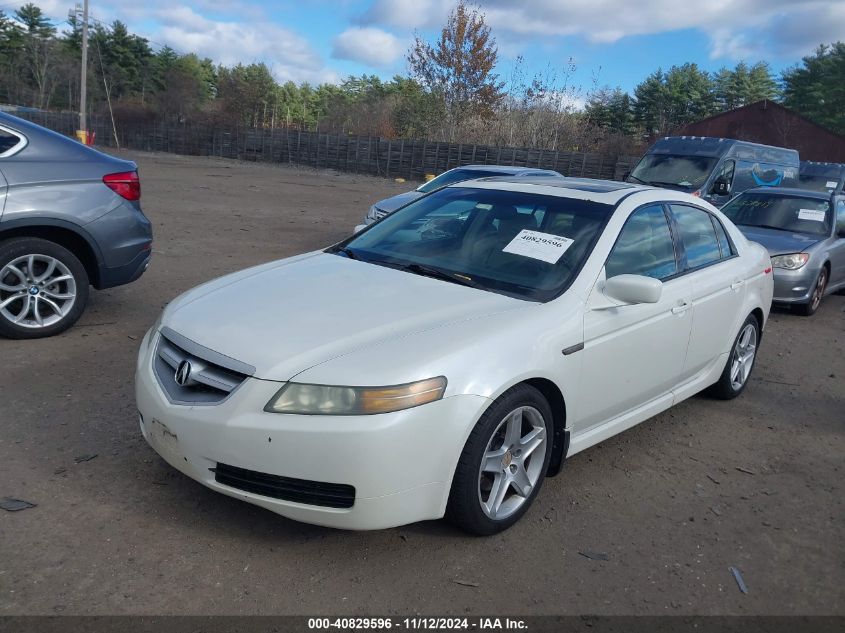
[{"left": 669, "top": 204, "right": 746, "bottom": 378}]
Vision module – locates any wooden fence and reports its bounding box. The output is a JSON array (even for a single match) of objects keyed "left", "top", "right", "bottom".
[{"left": 13, "top": 110, "right": 640, "bottom": 182}]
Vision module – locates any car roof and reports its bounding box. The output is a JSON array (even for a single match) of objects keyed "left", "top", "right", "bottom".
[
  {"left": 738, "top": 186, "right": 834, "bottom": 201},
  {"left": 451, "top": 164, "right": 557, "bottom": 175},
  {"left": 450, "top": 176, "right": 651, "bottom": 204}
]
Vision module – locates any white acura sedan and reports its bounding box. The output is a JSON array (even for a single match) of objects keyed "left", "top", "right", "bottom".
[{"left": 136, "top": 177, "right": 773, "bottom": 534}]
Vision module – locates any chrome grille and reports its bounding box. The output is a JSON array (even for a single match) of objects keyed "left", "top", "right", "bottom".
[
  {"left": 153, "top": 326, "right": 254, "bottom": 405},
  {"left": 374, "top": 207, "right": 388, "bottom": 220}
]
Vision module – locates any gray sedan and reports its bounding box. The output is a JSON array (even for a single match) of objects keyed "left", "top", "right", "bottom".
[
  {"left": 0, "top": 112, "right": 152, "bottom": 338},
  {"left": 357, "top": 165, "right": 561, "bottom": 230},
  {"left": 722, "top": 187, "right": 845, "bottom": 315}
]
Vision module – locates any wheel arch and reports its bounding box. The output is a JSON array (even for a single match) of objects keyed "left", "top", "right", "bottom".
[
  {"left": 520, "top": 377, "right": 569, "bottom": 477},
  {"left": 0, "top": 219, "right": 102, "bottom": 287}
]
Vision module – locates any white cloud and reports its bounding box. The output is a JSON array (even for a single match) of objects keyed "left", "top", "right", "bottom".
[
  {"left": 331, "top": 27, "right": 406, "bottom": 67},
  {"left": 362, "top": 0, "right": 845, "bottom": 61},
  {"left": 359, "top": 0, "right": 454, "bottom": 29}
]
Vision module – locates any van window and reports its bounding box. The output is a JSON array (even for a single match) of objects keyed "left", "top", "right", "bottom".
[
  {"left": 670, "top": 205, "right": 722, "bottom": 268},
  {"left": 714, "top": 160, "right": 735, "bottom": 188}
]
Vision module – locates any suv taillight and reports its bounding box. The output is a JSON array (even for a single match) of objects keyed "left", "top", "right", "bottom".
[{"left": 103, "top": 171, "right": 141, "bottom": 201}]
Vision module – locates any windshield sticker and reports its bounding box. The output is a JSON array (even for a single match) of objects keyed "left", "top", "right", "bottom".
[
  {"left": 798, "top": 209, "right": 826, "bottom": 222},
  {"left": 826, "top": 181, "right": 838, "bottom": 189},
  {"left": 503, "top": 230, "right": 573, "bottom": 264}
]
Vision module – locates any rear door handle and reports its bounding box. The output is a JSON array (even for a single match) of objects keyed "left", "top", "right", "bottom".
[
  {"left": 731, "top": 280, "right": 745, "bottom": 291},
  {"left": 671, "top": 301, "right": 691, "bottom": 315}
]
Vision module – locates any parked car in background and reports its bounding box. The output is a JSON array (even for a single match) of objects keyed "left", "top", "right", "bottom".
[
  {"left": 722, "top": 187, "right": 845, "bottom": 315},
  {"left": 138, "top": 177, "right": 772, "bottom": 534},
  {"left": 798, "top": 161, "right": 845, "bottom": 194},
  {"left": 0, "top": 112, "right": 152, "bottom": 338},
  {"left": 356, "top": 165, "right": 561, "bottom": 231},
  {"left": 627, "top": 136, "right": 799, "bottom": 207}
]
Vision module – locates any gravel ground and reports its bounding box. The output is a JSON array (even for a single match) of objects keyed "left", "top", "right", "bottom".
[{"left": 1, "top": 150, "right": 843, "bottom": 616}]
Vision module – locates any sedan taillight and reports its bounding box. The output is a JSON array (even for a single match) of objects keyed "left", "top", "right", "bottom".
[{"left": 103, "top": 171, "right": 141, "bottom": 201}]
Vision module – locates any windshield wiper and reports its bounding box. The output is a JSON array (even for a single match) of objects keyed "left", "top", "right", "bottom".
[
  {"left": 743, "top": 223, "right": 793, "bottom": 233},
  {"left": 399, "top": 262, "right": 482, "bottom": 289},
  {"left": 627, "top": 174, "right": 647, "bottom": 184},
  {"left": 335, "top": 246, "right": 358, "bottom": 260},
  {"left": 645, "top": 180, "right": 690, "bottom": 189}
]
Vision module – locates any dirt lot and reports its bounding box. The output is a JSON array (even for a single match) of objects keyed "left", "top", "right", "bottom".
[{"left": 1, "top": 151, "right": 843, "bottom": 616}]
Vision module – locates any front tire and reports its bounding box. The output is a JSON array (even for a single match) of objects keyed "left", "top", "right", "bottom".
[
  {"left": 0, "top": 238, "right": 89, "bottom": 339},
  {"left": 446, "top": 384, "right": 553, "bottom": 535},
  {"left": 707, "top": 314, "right": 760, "bottom": 400},
  {"left": 795, "top": 267, "right": 827, "bottom": 316}
]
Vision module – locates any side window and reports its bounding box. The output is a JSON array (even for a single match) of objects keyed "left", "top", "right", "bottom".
[
  {"left": 711, "top": 216, "right": 734, "bottom": 258},
  {"left": 716, "top": 160, "right": 735, "bottom": 186},
  {"left": 671, "top": 205, "right": 722, "bottom": 269},
  {"left": 0, "top": 129, "right": 22, "bottom": 155},
  {"left": 836, "top": 200, "right": 845, "bottom": 231},
  {"left": 605, "top": 205, "right": 678, "bottom": 280}
]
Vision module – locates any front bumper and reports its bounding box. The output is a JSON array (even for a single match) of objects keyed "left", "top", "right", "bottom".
[
  {"left": 771, "top": 266, "right": 820, "bottom": 304},
  {"left": 135, "top": 329, "right": 490, "bottom": 530}
]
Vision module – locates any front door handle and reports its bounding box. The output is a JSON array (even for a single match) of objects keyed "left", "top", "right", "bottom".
[
  {"left": 671, "top": 301, "right": 691, "bottom": 315},
  {"left": 730, "top": 280, "right": 745, "bottom": 291}
]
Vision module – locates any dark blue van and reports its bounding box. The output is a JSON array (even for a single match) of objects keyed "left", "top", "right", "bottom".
[
  {"left": 798, "top": 161, "right": 845, "bottom": 194},
  {"left": 627, "top": 136, "right": 800, "bottom": 207}
]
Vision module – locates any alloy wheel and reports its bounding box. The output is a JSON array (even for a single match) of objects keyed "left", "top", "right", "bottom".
[
  {"left": 729, "top": 323, "right": 757, "bottom": 391},
  {"left": 809, "top": 269, "right": 827, "bottom": 312},
  {"left": 0, "top": 254, "right": 77, "bottom": 329},
  {"left": 477, "top": 405, "right": 547, "bottom": 520}
]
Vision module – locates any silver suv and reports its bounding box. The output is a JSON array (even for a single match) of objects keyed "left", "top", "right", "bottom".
[{"left": 0, "top": 112, "right": 152, "bottom": 338}]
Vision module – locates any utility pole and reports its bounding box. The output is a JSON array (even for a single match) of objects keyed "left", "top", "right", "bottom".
[{"left": 79, "top": 0, "right": 89, "bottom": 138}]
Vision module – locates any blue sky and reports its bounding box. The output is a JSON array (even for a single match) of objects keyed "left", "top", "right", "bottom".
[{"left": 27, "top": 0, "right": 845, "bottom": 106}]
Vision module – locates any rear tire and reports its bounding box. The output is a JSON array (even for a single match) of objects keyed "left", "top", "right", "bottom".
[
  {"left": 0, "top": 237, "right": 89, "bottom": 339},
  {"left": 707, "top": 314, "right": 760, "bottom": 400},
  {"left": 446, "top": 384, "right": 553, "bottom": 535},
  {"left": 794, "top": 267, "right": 827, "bottom": 316}
]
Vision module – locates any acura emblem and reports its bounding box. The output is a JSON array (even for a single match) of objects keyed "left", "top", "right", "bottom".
[{"left": 175, "top": 360, "right": 192, "bottom": 386}]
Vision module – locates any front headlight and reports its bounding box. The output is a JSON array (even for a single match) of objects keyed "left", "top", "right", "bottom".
[
  {"left": 771, "top": 253, "right": 809, "bottom": 270},
  {"left": 366, "top": 205, "right": 379, "bottom": 221},
  {"left": 264, "top": 377, "right": 447, "bottom": 415}
]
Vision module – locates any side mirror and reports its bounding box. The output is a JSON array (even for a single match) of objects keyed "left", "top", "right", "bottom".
[
  {"left": 710, "top": 177, "right": 731, "bottom": 196},
  {"left": 604, "top": 274, "right": 663, "bottom": 304}
]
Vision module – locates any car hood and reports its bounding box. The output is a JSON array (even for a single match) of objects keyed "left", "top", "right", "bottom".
[
  {"left": 375, "top": 190, "right": 424, "bottom": 213},
  {"left": 163, "top": 252, "right": 525, "bottom": 381},
  {"left": 736, "top": 226, "right": 822, "bottom": 256}
]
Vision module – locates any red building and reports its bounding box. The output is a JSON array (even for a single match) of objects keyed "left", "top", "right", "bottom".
[{"left": 677, "top": 100, "right": 845, "bottom": 162}]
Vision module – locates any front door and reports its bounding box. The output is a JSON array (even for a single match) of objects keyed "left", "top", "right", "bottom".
[{"left": 578, "top": 204, "right": 693, "bottom": 432}]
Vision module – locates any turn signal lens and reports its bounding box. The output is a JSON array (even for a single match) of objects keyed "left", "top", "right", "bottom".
[
  {"left": 770, "top": 253, "right": 809, "bottom": 270},
  {"left": 264, "top": 377, "right": 447, "bottom": 415}
]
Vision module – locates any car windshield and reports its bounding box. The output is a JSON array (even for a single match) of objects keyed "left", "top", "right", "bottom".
[
  {"left": 628, "top": 154, "right": 717, "bottom": 191},
  {"left": 798, "top": 167, "right": 843, "bottom": 193},
  {"left": 722, "top": 193, "right": 832, "bottom": 237},
  {"left": 336, "top": 186, "right": 614, "bottom": 301},
  {"left": 417, "top": 168, "right": 511, "bottom": 193}
]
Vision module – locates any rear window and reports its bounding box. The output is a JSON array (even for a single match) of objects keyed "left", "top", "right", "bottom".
[
  {"left": 417, "top": 169, "right": 511, "bottom": 193},
  {"left": 722, "top": 193, "right": 832, "bottom": 237}
]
